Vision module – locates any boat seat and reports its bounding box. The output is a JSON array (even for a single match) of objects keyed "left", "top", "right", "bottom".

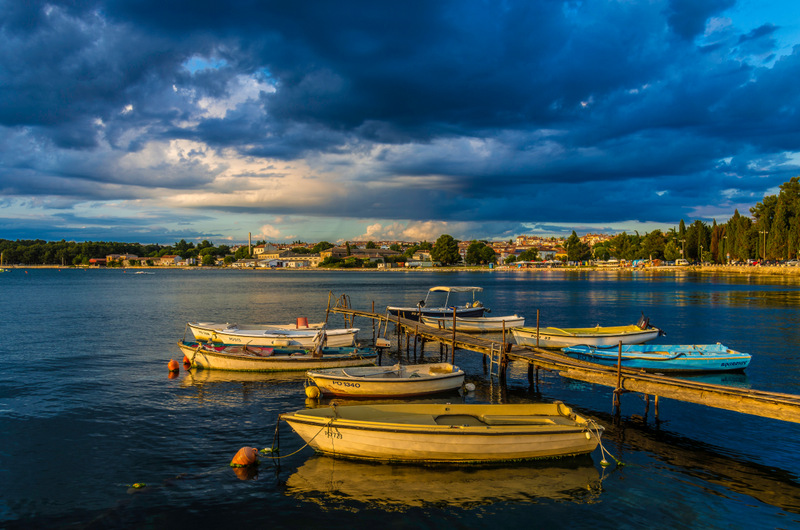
[
  {"left": 480, "top": 415, "right": 559, "bottom": 425},
  {"left": 434, "top": 414, "right": 488, "bottom": 426}
]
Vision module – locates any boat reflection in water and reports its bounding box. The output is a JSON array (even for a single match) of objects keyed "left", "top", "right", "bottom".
[{"left": 285, "top": 455, "right": 602, "bottom": 509}]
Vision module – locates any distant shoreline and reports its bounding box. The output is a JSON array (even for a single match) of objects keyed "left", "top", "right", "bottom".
[{"left": 7, "top": 264, "right": 800, "bottom": 278}]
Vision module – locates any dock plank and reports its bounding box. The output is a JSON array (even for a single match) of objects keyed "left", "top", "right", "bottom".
[{"left": 332, "top": 307, "right": 800, "bottom": 424}]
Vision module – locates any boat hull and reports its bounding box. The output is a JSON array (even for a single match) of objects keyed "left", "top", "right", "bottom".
[
  {"left": 511, "top": 325, "right": 660, "bottom": 348},
  {"left": 280, "top": 403, "right": 602, "bottom": 463},
  {"left": 562, "top": 344, "right": 752, "bottom": 372},
  {"left": 420, "top": 315, "right": 524, "bottom": 332},
  {"left": 178, "top": 341, "right": 376, "bottom": 372},
  {"left": 306, "top": 363, "right": 465, "bottom": 397},
  {"left": 187, "top": 322, "right": 358, "bottom": 348},
  {"left": 387, "top": 306, "right": 486, "bottom": 321}
]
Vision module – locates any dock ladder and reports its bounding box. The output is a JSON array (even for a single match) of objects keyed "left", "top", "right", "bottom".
[{"left": 488, "top": 342, "right": 503, "bottom": 378}]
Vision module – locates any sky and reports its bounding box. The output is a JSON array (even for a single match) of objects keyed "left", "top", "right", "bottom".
[{"left": 2, "top": 0, "right": 800, "bottom": 245}]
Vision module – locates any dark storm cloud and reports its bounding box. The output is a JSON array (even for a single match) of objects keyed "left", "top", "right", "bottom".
[{"left": 0, "top": 0, "right": 797, "bottom": 240}]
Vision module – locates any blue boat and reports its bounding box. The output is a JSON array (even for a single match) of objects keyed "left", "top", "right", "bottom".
[{"left": 561, "top": 343, "right": 751, "bottom": 373}]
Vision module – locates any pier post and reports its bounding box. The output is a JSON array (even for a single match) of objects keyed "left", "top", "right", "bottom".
[
  {"left": 655, "top": 395, "right": 660, "bottom": 422},
  {"left": 451, "top": 308, "right": 457, "bottom": 364},
  {"left": 613, "top": 341, "right": 623, "bottom": 409},
  {"left": 414, "top": 325, "right": 419, "bottom": 362}
]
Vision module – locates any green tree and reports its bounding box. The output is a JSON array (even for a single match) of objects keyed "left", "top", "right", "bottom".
[
  {"left": 431, "top": 234, "right": 460, "bottom": 265},
  {"left": 518, "top": 248, "right": 539, "bottom": 261},
  {"left": 312, "top": 241, "right": 335, "bottom": 253},
  {"left": 465, "top": 241, "right": 485, "bottom": 265},
  {"left": 640, "top": 230, "right": 666, "bottom": 260},
  {"left": 564, "top": 231, "right": 591, "bottom": 262},
  {"left": 366, "top": 241, "right": 377, "bottom": 249}
]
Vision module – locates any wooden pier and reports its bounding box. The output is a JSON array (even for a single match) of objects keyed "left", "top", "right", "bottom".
[{"left": 330, "top": 304, "right": 800, "bottom": 424}]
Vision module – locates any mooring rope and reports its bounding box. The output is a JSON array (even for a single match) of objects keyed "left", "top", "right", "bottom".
[
  {"left": 261, "top": 416, "right": 335, "bottom": 460},
  {"left": 587, "top": 419, "right": 624, "bottom": 468}
]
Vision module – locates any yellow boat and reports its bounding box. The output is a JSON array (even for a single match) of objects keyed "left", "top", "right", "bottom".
[{"left": 280, "top": 402, "right": 603, "bottom": 463}]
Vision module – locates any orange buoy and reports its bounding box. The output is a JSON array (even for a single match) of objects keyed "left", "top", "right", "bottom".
[
  {"left": 230, "top": 447, "right": 259, "bottom": 467},
  {"left": 168, "top": 371, "right": 178, "bottom": 379},
  {"left": 167, "top": 359, "right": 179, "bottom": 372},
  {"left": 297, "top": 317, "right": 309, "bottom": 328},
  {"left": 182, "top": 355, "right": 191, "bottom": 365}
]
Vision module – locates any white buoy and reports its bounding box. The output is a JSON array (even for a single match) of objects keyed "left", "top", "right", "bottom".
[
  {"left": 305, "top": 386, "right": 321, "bottom": 399},
  {"left": 464, "top": 383, "right": 476, "bottom": 392}
]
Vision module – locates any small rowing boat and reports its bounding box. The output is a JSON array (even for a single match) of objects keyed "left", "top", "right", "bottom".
[
  {"left": 306, "top": 363, "right": 465, "bottom": 397},
  {"left": 178, "top": 340, "right": 377, "bottom": 372},
  {"left": 561, "top": 343, "right": 752, "bottom": 372},
  {"left": 280, "top": 402, "right": 603, "bottom": 463},
  {"left": 511, "top": 315, "right": 663, "bottom": 348},
  {"left": 186, "top": 321, "right": 358, "bottom": 348},
  {"left": 420, "top": 314, "right": 524, "bottom": 332}
]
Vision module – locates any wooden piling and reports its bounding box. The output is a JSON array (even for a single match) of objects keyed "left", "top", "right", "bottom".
[{"left": 451, "top": 307, "right": 457, "bottom": 364}]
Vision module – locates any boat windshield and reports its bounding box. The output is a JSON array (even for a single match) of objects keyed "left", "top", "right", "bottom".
[{"left": 423, "top": 286, "right": 482, "bottom": 308}]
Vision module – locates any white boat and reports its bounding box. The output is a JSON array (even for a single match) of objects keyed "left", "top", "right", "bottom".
[
  {"left": 306, "top": 363, "right": 465, "bottom": 397},
  {"left": 280, "top": 402, "right": 603, "bottom": 463},
  {"left": 387, "top": 286, "right": 488, "bottom": 321},
  {"left": 511, "top": 315, "right": 663, "bottom": 348},
  {"left": 178, "top": 340, "right": 377, "bottom": 372},
  {"left": 420, "top": 314, "right": 524, "bottom": 332},
  {"left": 187, "top": 321, "right": 358, "bottom": 348}
]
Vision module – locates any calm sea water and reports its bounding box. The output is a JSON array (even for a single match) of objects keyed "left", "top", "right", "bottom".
[{"left": 1, "top": 268, "right": 799, "bottom": 528}]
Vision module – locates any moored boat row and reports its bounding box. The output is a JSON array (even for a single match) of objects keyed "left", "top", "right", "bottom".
[{"left": 173, "top": 285, "right": 756, "bottom": 467}]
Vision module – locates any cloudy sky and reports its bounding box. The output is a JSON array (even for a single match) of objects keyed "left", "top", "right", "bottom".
[{"left": 1, "top": 0, "right": 799, "bottom": 245}]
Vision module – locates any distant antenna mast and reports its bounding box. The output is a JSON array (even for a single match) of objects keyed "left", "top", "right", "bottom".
[{"left": 248, "top": 232, "right": 252, "bottom": 256}]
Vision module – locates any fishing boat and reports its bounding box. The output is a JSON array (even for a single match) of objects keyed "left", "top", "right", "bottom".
[
  {"left": 178, "top": 340, "right": 377, "bottom": 372},
  {"left": 186, "top": 321, "right": 358, "bottom": 348},
  {"left": 280, "top": 402, "right": 603, "bottom": 463},
  {"left": 561, "top": 343, "right": 752, "bottom": 372},
  {"left": 420, "top": 314, "right": 524, "bottom": 332},
  {"left": 511, "top": 315, "right": 662, "bottom": 348},
  {"left": 386, "top": 286, "right": 489, "bottom": 320},
  {"left": 306, "top": 363, "right": 465, "bottom": 397}
]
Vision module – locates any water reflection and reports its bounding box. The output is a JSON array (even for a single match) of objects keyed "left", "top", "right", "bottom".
[
  {"left": 178, "top": 369, "right": 308, "bottom": 405},
  {"left": 604, "top": 416, "right": 800, "bottom": 514},
  {"left": 285, "top": 455, "right": 602, "bottom": 509}
]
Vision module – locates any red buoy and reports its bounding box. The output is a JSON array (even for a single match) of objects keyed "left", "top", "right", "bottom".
[
  {"left": 182, "top": 355, "right": 191, "bottom": 365},
  {"left": 167, "top": 359, "right": 179, "bottom": 372}
]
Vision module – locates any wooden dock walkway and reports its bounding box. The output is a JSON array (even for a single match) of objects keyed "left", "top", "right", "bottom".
[{"left": 331, "top": 305, "right": 800, "bottom": 424}]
